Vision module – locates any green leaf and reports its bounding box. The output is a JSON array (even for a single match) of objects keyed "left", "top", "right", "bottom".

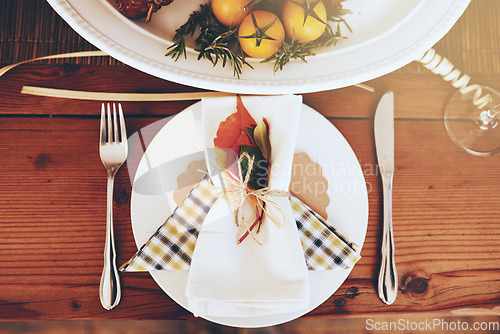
[
  {"left": 244, "top": 126, "right": 256, "bottom": 145},
  {"left": 239, "top": 145, "right": 269, "bottom": 190},
  {"left": 253, "top": 119, "right": 271, "bottom": 160}
]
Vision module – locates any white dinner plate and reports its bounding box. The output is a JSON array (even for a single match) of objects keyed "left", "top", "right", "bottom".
[
  {"left": 128, "top": 101, "right": 368, "bottom": 327},
  {"left": 46, "top": 0, "right": 470, "bottom": 94}
]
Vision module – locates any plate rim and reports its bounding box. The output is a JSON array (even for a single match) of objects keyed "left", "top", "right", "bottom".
[
  {"left": 46, "top": 0, "right": 470, "bottom": 94},
  {"left": 128, "top": 100, "right": 369, "bottom": 327}
]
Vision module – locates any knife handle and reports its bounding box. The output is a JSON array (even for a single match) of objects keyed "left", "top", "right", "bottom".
[{"left": 378, "top": 173, "right": 398, "bottom": 304}]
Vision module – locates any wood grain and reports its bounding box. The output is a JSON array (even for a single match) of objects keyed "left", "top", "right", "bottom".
[
  {"left": 0, "top": 62, "right": 500, "bottom": 320},
  {"left": 2, "top": 63, "right": 499, "bottom": 121}
]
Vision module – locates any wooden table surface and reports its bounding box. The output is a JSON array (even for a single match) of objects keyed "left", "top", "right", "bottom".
[{"left": 1, "top": 0, "right": 500, "bottom": 324}]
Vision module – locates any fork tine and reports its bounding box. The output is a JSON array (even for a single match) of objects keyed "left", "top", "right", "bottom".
[
  {"left": 107, "top": 103, "right": 112, "bottom": 143},
  {"left": 100, "top": 103, "right": 106, "bottom": 144},
  {"left": 99, "top": 102, "right": 126, "bottom": 311},
  {"left": 113, "top": 103, "right": 119, "bottom": 143},
  {"left": 118, "top": 103, "right": 127, "bottom": 143}
]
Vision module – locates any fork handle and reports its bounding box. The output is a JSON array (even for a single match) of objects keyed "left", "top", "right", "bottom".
[
  {"left": 377, "top": 173, "right": 398, "bottom": 305},
  {"left": 99, "top": 174, "right": 122, "bottom": 310}
]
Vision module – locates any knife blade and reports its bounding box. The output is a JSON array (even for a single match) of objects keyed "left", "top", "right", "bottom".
[{"left": 374, "top": 91, "right": 398, "bottom": 305}]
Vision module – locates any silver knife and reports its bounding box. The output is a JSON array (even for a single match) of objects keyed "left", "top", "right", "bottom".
[{"left": 374, "top": 91, "right": 398, "bottom": 305}]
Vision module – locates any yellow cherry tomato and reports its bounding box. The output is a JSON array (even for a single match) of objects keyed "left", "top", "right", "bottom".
[
  {"left": 282, "top": 0, "right": 327, "bottom": 43},
  {"left": 211, "top": 0, "right": 253, "bottom": 27},
  {"left": 238, "top": 10, "right": 285, "bottom": 58}
]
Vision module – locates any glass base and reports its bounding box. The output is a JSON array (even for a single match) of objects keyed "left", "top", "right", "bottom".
[{"left": 444, "top": 86, "right": 500, "bottom": 157}]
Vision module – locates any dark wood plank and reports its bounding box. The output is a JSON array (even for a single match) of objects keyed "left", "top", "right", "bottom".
[
  {"left": 325, "top": 118, "right": 500, "bottom": 317},
  {"left": 2, "top": 64, "right": 499, "bottom": 122},
  {"left": 0, "top": 111, "right": 499, "bottom": 319},
  {"left": 1, "top": 0, "right": 500, "bottom": 323},
  {"left": 0, "top": 64, "right": 202, "bottom": 117}
]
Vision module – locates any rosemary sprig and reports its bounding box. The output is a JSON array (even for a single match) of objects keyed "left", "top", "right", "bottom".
[
  {"left": 326, "top": 2, "right": 353, "bottom": 33},
  {"left": 198, "top": 28, "right": 254, "bottom": 78},
  {"left": 165, "top": 3, "right": 252, "bottom": 78},
  {"left": 165, "top": 4, "right": 212, "bottom": 61},
  {"left": 166, "top": 1, "right": 352, "bottom": 77},
  {"left": 262, "top": 23, "right": 344, "bottom": 72}
]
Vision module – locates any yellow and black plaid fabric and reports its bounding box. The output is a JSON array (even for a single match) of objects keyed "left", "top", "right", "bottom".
[
  {"left": 121, "top": 179, "right": 361, "bottom": 272},
  {"left": 120, "top": 176, "right": 219, "bottom": 271},
  {"left": 290, "top": 195, "right": 361, "bottom": 270}
]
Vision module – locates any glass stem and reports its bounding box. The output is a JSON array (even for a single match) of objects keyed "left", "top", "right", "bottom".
[{"left": 478, "top": 104, "right": 500, "bottom": 130}]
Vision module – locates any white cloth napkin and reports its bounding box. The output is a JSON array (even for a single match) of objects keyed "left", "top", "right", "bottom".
[{"left": 185, "top": 95, "right": 309, "bottom": 318}]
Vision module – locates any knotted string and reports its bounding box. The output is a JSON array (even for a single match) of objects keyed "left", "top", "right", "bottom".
[{"left": 210, "top": 151, "right": 289, "bottom": 244}]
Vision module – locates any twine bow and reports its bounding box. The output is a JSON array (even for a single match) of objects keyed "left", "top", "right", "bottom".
[{"left": 214, "top": 151, "right": 289, "bottom": 244}]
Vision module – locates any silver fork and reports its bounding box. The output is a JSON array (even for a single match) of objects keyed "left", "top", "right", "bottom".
[{"left": 99, "top": 103, "right": 128, "bottom": 310}]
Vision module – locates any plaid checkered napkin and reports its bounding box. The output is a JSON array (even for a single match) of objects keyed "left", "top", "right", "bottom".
[
  {"left": 121, "top": 179, "right": 361, "bottom": 272},
  {"left": 120, "top": 175, "right": 219, "bottom": 271},
  {"left": 290, "top": 194, "right": 361, "bottom": 270}
]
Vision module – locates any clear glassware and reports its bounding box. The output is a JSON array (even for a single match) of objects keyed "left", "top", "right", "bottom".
[
  {"left": 420, "top": 48, "right": 500, "bottom": 156},
  {"left": 444, "top": 87, "right": 500, "bottom": 156}
]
